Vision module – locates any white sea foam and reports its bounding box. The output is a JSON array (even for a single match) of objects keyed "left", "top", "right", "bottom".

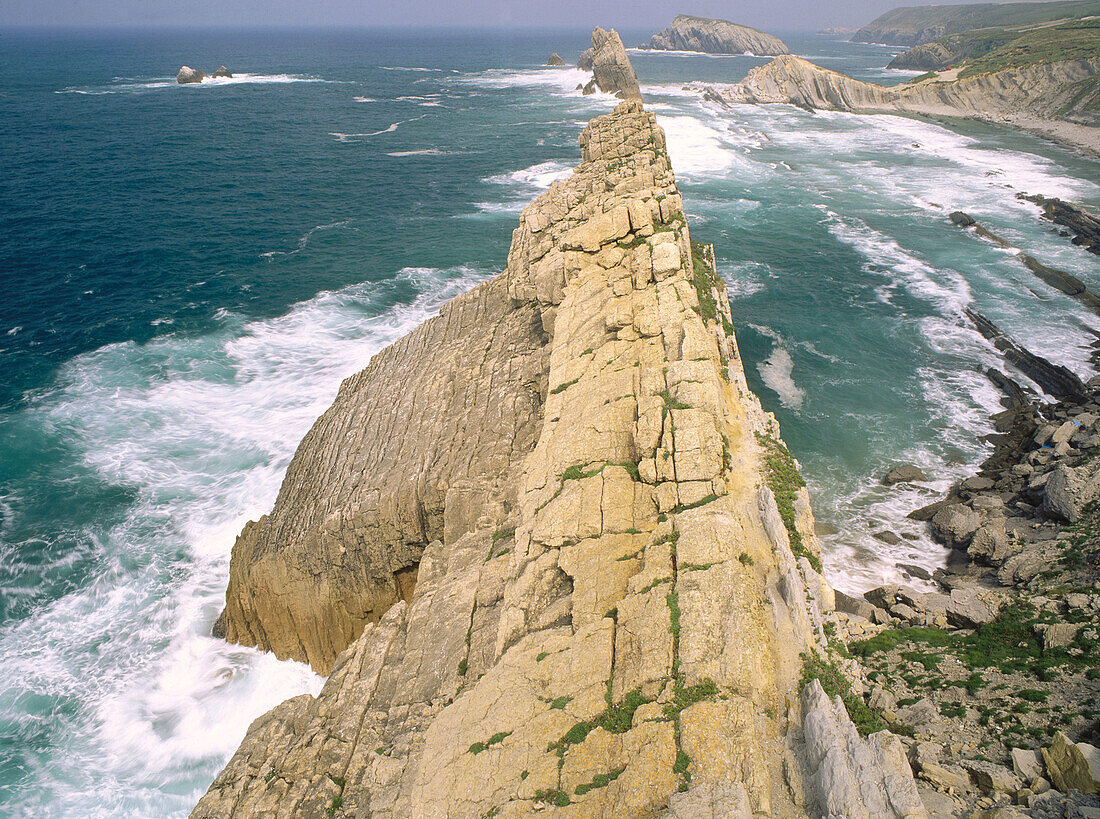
[
  {"left": 474, "top": 160, "right": 573, "bottom": 213},
  {"left": 58, "top": 74, "right": 337, "bottom": 95},
  {"left": 259, "top": 220, "right": 355, "bottom": 260},
  {"left": 0, "top": 265, "right": 490, "bottom": 816},
  {"left": 330, "top": 114, "right": 429, "bottom": 141}
]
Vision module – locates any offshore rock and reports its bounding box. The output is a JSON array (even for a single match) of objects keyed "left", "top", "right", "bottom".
[
  {"left": 577, "top": 27, "right": 643, "bottom": 100},
  {"left": 546, "top": 53, "right": 565, "bottom": 66},
  {"left": 648, "top": 14, "right": 789, "bottom": 56},
  {"left": 212, "top": 65, "right": 233, "bottom": 78},
  {"left": 196, "top": 99, "right": 924, "bottom": 817},
  {"left": 177, "top": 66, "right": 206, "bottom": 84}
]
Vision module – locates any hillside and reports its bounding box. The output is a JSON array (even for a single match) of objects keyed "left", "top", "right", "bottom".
[{"left": 853, "top": 0, "right": 1100, "bottom": 46}]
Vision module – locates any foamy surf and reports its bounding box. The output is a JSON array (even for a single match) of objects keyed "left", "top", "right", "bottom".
[{"left": 0, "top": 265, "right": 490, "bottom": 816}]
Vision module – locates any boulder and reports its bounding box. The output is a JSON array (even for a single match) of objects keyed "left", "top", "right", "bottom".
[
  {"left": 212, "top": 65, "right": 233, "bottom": 78},
  {"left": 883, "top": 463, "right": 929, "bottom": 485},
  {"left": 874, "top": 530, "right": 903, "bottom": 545},
  {"left": 864, "top": 584, "right": 900, "bottom": 609},
  {"left": 946, "top": 587, "right": 1001, "bottom": 628},
  {"left": 1033, "top": 622, "right": 1080, "bottom": 650},
  {"left": 963, "top": 760, "right": 1020, "bottom": 794},
  {"left": 177, "top": 65, "right": 206, "bottom": 84},
  {"left": 835, "top": 588, "right": 877, "bottom": 620},
  {"left": 546, "top": 53, "right": 566, "bottom": 66},
  {"left": 931, "top": 504, "right": 981, "bottom": 548},
  {"left": 949, "top": 211, "right": 976, "bottom": 227},
  {"left": 897, "top": 697, "right": 938, "bottom": 727},
  {"left": 1041, "top": 732, "right": 1100, "bottom": 794},
  {"left": 1011, "top": 748, "right": 1044, "bottom": 781},
  {"left": 968, "top": 519, "right": 1014, "bottom": 564},
  {"left": 1043, "top": 463, "right": 1099, "bottom": 523}
]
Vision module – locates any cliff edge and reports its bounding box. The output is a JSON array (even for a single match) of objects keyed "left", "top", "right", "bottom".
[
  {"left": 197, "top": 98, "right": 926, "bottom": 817},
  {"left": 648, "top": 14, "right": 790, "bottom": 56}
]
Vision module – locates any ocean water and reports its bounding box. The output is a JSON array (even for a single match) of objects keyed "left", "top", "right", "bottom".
[{"left": 0, "top": 26, "right": 1097, "bottom": 816}]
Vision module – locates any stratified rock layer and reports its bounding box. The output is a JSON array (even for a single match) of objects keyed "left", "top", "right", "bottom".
[
  {"left": 715, "top": 54, "right": 1100, "bottom": 154},
  {"left": 197, "top": 100, "right": 924, "bottom": 818},
  {"left": 577, "top": 27, "right": 643, "bottom": 100},
  {"left": 649, "top": 14, "right": 789, "bottom": 56}
]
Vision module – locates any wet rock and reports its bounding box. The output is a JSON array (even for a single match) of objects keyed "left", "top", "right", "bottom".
[
  {"left": 212, "top": 66, "right": 233, "bottom": 78},
  {"left": 884, "top": 463, "right": 930, "bottom": 485},
  {"left": 1041, "top": 732, "right": 1100, "bottom": 794},
  {"left": 875, "top": 530, "right": 903, "bottom": 545},
  {"left": 546, "top": 53, "right": 566, "bottom": 66},
  {"left": 950, "top": 211, "right": 977, "bottom": 227},
  {"left": 898, "top": 562, "right": 934, "bottom": 581}
]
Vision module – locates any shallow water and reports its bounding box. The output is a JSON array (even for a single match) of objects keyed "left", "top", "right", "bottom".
[{"left": 0, "top": 26, "right": 1097, "bottom": 815}]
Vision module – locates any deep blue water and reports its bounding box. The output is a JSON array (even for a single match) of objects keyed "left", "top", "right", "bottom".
[{"left": 0, "top": 27, "right": 1097, "bottom": 816}]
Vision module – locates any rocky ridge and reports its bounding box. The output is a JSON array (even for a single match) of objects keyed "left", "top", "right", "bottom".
[
  {"left": 710, "top": 55, "right": 1100, "bottom": 155},
  {"left": 195, "top": 93, "right": 928, "bottom": 818},
  {"left": 647, "top": 15, "right": 789, "bottom": 56}
]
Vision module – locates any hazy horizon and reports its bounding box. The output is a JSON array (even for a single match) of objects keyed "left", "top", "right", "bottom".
[{"left": 0, "top": 0, "right": 1080, "bottom": 33}]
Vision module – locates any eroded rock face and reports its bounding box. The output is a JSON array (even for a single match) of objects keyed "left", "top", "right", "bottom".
[
  {"left": 649, "top": 14, "right": 789, "bottom": 56},
  {"left": 196, "top": 99, "right": 922, "bottom": 818},
  {"left": 715, "top": 54, "right": 1100, "bottom": 136},
  {"left": 577, "top": 27, "right": 643, "bottom": 100}
]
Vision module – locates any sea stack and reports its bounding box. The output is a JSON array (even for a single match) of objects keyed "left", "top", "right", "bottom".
[
  {"left": 546, "top": 53, "right": 566, "bottom": 66},
  {"left": 195, "top": 62, "right": 927, "bottom": 813},
  {"left": 176, "top": 66, "right": 206, "bottom": 84},
  {"left": 576, "top": 27, "right": 643, "bottom": 100},
  {"left": 212, "top": 65, "right": 233, "bottom": 78},
  {"left": 648, "top": 14, "right": 790, "bottom": 56}
]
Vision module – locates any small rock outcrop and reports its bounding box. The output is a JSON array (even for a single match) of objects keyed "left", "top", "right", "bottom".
[
  {"left": 577, "top": 27, "right": 643, "bottom": 101},
  {"left": 196, "top": 98, "right": 924, "bottom": 818},
  {"left": 883, "top": 464, "right": 928, "bottom": 485},
  {"left": 546, "top": 53, "right": 565, "bottom": 66},
  {"left": 212, "top": 65, "right": 233, "bottom": 78},
  {"left": 648, "top": 14, "right": 789, "bottom": 56},
  {"left": 176, "top": 66, "right": 206, "bottom": 84}
]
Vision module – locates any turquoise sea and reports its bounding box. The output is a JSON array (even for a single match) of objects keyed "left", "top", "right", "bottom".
[{"left": 0, "top": 26, "right": 1097, "bottom": 816}]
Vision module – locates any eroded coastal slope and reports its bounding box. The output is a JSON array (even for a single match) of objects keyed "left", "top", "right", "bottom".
[
  {"left": 711, "top": 54, "right": 1100, "bottom": 155},
  {"left": 194, "top": 83, "right": 927, "bottom": 818}
]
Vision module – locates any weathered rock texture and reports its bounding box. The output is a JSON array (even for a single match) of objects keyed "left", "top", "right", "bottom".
[
  {"left": 648, "top": 14, "right": 789, "bottom": 56},
  {"left": 577, "top": 27, "right": 643, "bottom": 101},
  {"left": 197, "top": 100, "right": 924, "bottom": 818},
  {"left": 713, "top": 54, "right": 1100, "bottom": 155}
]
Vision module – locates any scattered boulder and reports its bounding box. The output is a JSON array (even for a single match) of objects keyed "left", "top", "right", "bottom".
[
  {"left": 968, "top": 519, "right": 1015, "bottom": 563},
  {"left": 898, "top": 562, "right": 933, "bottom": 581},
  {"left": 883, "top": 463, "right": 929, "bottom": 485},
  {"left": 931, "top": 503, "right": 981, "bottom": 548},
  {"left": 1033, "top": 622, "right": 1080, "bottom": 650},
  {"left": 963, "top": 759, "right": 1021, "bottom": 794},
  {"left": 1011, "top": 748, "right": 1044, "bottom": 781},
  {"left": 864, "top": 584, "right": 900, "bottom": 609},
  {"left": 1041, "top": 731, "right": 1100, "bottom": 794},
  {"left": 546, "top": 53, "right": 565, "bottom": 66},
  {"left": 945, "top": 587, "right": 1001, "bottom": 628},
  {"left": 874, "top": 530, "right": 903, "bottom": 545},
  {"left": 177, "top": 66, "right": 206, "bottom": 84},
  {"left": 897, "top": 697, "right": 938, "bottom": 728},
  {"left": 212, "top": 65, "right": 233, "bottom": 78},
  {"left": 835, "top": 588, "right": 877, "bottom": 620},
  {"left": 1043, "top": 462, "right": 1098, "bottom": 523}
]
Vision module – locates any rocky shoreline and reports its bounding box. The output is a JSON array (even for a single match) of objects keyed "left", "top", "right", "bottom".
[{"left": 826, "top": 228, "right": 1100, "bottom": 815}]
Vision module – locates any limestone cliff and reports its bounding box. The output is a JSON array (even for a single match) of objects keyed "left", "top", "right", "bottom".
[
  {"left": 577, "top": 28, "right": 643, "bottom": 101},
  {"left": 648, "top": 14, "right": 789, "bottom": 56},
  {"left": 714, "top": 54, "right": 1100, "bottom": 155},
  {"left": 196, "top": 100, "right": 925, "bottom": 818}
]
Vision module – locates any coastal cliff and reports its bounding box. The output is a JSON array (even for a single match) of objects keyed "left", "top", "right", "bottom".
[
  {"left": 713, "top": 55, "right": 1100, "bottom": 155},
  {"left": 647, "top": 15, "right": 789, "bottom": 56},
  {"left": 196, "top": 92, "right": 928, "bottom": 818}
]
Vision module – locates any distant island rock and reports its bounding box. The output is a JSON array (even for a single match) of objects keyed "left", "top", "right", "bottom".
[
  {"left": 176, "top": 66, "right": 206, "bottom": 84},
  {"left": 577, "top": 27, "right": 643, "bottom": 100},
  {"left": 546, "top": 53, "right": 565, "bottom": 66},
  {"left": 647, "top": 14, "right": 789, "bottom": 56},
  {"left": 212, "top": 65, "right": 233, "bottom": 78}
]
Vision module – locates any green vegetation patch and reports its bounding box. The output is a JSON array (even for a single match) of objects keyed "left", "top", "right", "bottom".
[
  {"left": 756, "top": 433, "right": 822, "bottom": 573},
  {"left": 574, "top": 767, "right": 625, "bottom": 796},
  {"left": 959, "top": 20, "right": 1100, "bottom": 77},
  {"left": 689, "top": 239, "right": 722, "bottom": 324},
  {"left": 801, "top": 653, "right": 887, "bottom": 736},
  {"left": 468, "top": 731, "right": 512, "bottom": 755},
  {"left": 534, "top": 789, "right": 571, "bottom": 807},
  {"left": 550, "top": 377, "right": 581, "bottom": 395}
]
